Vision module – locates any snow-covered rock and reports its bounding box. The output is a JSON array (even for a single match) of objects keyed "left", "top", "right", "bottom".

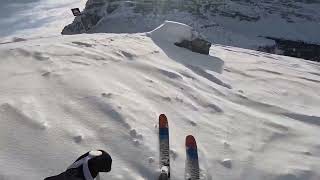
[
  {"left": 149, "top": 21, "right": 224, "bottom": 73},
  {"left": 148, "top": 21, "right": 211, "bottom": 55},
  {"left": 148, "top": 21, "right": 197, "bottom": 43}
]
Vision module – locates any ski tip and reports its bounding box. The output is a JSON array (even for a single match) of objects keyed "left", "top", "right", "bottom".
[
  {"left": 159, "top": 114, "right": 168, "bottom": 128},
  {"left": 186, "top": 135, "right": 197, "bottom": 149}
]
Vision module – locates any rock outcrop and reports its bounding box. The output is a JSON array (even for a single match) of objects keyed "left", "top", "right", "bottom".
[{"left": 175, "top": 38, "right": 211, "bottom": 55}]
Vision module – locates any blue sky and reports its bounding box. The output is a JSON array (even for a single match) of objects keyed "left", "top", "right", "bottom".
[{"left": 0, "top": 0, "right": 85, "bottom": 38}]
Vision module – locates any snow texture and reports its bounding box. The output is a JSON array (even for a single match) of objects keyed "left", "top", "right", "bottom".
[{"left": 0, "top": 21, "right": 320, "bottom": 180}]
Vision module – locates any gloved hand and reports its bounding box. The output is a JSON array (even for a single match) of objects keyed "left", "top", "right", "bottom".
[{"left": 45, "top": 150, "right": 112, "bottom": 180}]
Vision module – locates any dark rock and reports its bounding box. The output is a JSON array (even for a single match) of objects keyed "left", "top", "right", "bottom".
[
  {"left": 175, "top": 40, "right": 192, "bottom": 49},
  {"left": 192, "top": 38, "right": 212, "bottom": 55},
  {"left": 62, "top": 13, "right": 101, "bottom": 34},
  {"left": 259, "top": 37, "right": 320, "bottom": 62},
  {"left": 175, "top": 38, "right": 211, "bottom": 55}
]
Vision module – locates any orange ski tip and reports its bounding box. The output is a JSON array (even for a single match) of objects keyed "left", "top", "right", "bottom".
[
  {"left": 159, "top": 114, "right": 168, "bottom": 128},
  {"left": 186, "top": 135, "right": 197, "bottom": 148}
]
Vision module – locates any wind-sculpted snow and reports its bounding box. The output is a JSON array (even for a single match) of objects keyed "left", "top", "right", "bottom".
[
  {"left": 1, "top": 22, "right": 320, "bottom": 180},
  {"left": 149, "top": 21, "right": 224, "bottom": 74},
  {"left": 149, "top": 21, "right": 196, "bottom": 43}
]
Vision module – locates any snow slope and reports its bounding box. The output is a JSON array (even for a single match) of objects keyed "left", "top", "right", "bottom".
[{"left": 1, "top": 22, "right": 320, "bottom": 180}]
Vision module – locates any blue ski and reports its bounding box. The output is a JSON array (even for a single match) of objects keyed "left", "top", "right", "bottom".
[
  {"left": 159, "top": 114, "right": 170, "bottom": 180},
  {"left": 185, "top": 135, "right": 200, "bottom": 180}
]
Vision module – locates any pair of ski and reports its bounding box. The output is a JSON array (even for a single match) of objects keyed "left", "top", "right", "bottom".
[{"left": 158, "top": 114, "right": 200, "bottom": 180}]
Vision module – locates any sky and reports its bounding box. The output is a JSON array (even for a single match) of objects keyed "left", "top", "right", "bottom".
[{"left": 0, "top": 0, "right": 86, "bottom": 39}]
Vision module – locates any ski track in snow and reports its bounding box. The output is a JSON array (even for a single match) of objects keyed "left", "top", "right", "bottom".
[{"left": 0, "top": 23, "right": 320, "bottom": 180}]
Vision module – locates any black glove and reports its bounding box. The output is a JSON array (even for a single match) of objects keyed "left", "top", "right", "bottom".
[{"left": 45, "top": 150, "right": 112, "bottom": 180}]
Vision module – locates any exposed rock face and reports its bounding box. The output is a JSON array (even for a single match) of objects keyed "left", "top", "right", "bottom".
[
  {"left": 175, "top": 38, "right": 211, "bottom": 55},
  {"left": 62, "top": 14, "right": 101, "bottom": 34},
  {"left": 259, "top": 37, "right": 320, "bottom": 62}
]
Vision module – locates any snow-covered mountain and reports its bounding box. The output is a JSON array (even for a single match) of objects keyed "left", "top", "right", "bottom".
[
  {"left": 62, "top": 0, "right": 320, "bottom": 50},
  {"left": 1, "top": 21, "right": 320, "bottom": 180}
]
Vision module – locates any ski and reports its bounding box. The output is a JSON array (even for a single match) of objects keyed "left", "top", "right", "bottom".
[
  {"left": 159, "top": 114, "right": 170, "bottom": 180},
  {"left": 185, "top": 135, "right": 200, "bottom": 180}
]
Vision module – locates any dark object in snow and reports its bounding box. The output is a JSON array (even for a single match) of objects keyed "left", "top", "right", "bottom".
[
  {"left": 220, "top": 158, "right": 232, "bottom": 169},
  {"left": 175, "top": 38, "right": 211, "bottom": 55},
  {"left": 259, "top": 37, "right": 320, "bottom": 62},
  {"left": 44, "top": 150, "right": 112, "bottom": 180},
  {"left": 71, "top": 8, "right": 82, "bottom": 16}
]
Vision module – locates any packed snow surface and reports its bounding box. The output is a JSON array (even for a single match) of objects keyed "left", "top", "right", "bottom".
[{"left": 1, "top": 22, "right": 320, "bottom": 180}]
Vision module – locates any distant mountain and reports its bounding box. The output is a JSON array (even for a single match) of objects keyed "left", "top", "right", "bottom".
[{"left": 62, "top": 0, "right": 320, "bottom": 57}]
